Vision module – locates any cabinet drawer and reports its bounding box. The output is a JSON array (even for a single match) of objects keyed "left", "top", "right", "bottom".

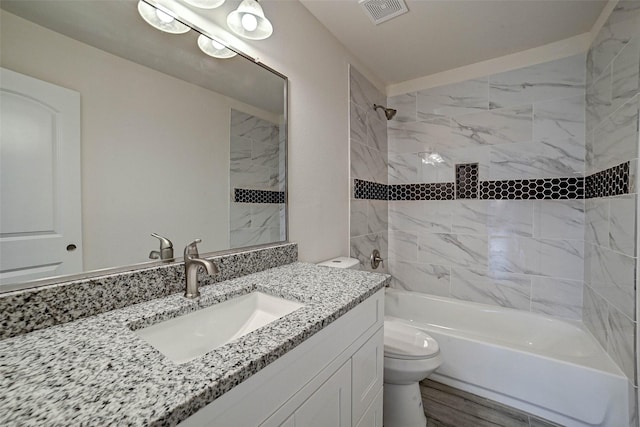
[{"left": 352, "top": 326, "right": 383, "bottom": 425}]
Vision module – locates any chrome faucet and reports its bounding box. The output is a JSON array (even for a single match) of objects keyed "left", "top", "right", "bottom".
[
  {"left": 184, "top": 239, "right": 218, "bottom": 299},
  {"left": 149, "top": 233, "right": 174, "bottom": 261}
]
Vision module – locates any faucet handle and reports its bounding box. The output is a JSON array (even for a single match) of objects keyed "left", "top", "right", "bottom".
[
  {"left": 150, "top": 233, "right": 174, "bottom": 260},
  {"left": 151, "top": 233, "right": 173, "bottom": 249},
  {"left": 184, "top": 239, "right": 202, "bottom": 259}
]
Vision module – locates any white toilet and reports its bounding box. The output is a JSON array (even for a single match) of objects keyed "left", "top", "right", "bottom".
[
  {"left": 317, "top": 257, "right": 442, "bottom": 427},
  {"left": 383, "top": 319, "right": 442, "bottom": 427}
]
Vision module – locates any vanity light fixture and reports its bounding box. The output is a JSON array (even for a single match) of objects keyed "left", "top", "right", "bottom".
[
  {"left": 197, "top": 34, "right": 238, "bottom": 58},
  {"left": 137, "top": 1, "right": 190, "bottom": 34},
  {"left": 184, "top": 0, "right": 225, "bottom": 9},
  {"left": 226, "top": 0, "right": 273, "bottom": 40}
]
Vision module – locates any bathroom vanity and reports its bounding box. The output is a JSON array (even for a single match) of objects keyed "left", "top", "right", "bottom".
[{"left": 0, "top": 261, "right": 388, "bottom": 426}]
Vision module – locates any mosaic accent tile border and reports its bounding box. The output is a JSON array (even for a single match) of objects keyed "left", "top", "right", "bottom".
[
  {"left": 354, "top": 162, "right": 630, "bottom": 201},
  {"left": 585, "top": 161, "right": 629, "bottom": 199},
  {"left": 455, "top": 163, "right": 479, "bottom": 199},
  {"left": 480, "top": 177, "right": 584, "bottom": 200},
  {"left": 388, "top": 182, "right": 455, "bottom": 201},
  {"left": 234, "top": 188, "right": 285, "bottom": 204},
  {"left": 354, "top": 179, "right": 388, "bottom": 200}
]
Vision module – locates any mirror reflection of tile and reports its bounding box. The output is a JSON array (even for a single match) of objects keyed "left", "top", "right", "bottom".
[{"left": 230, "top": 109, "right": 286, "bottom": 248}]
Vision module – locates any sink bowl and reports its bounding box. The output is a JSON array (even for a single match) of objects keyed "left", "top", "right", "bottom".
[{"left": 134, "top": 291, "right": 304, "bottom": 364}]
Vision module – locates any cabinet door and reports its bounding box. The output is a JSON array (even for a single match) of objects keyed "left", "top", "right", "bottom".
[
  {"left": 355, "top": 388, "right": 383, "bottom": 427},
  {"left": 279, "top": 415, "right": 295, "bottom": 427},
  {"left": 352, "top": 327, "right": 384, "bottom": 424},
  {"left": 294, "top": 361, "right": 351, "bottom": 427}
]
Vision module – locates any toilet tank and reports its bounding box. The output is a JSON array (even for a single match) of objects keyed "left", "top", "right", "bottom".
[{"left": 317, "top": 257, "right": 361, "bottom": 270}]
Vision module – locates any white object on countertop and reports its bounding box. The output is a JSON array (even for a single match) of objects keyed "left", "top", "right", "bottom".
[{"left": 317, "top": 257, "right": 360, "bottom": 270}]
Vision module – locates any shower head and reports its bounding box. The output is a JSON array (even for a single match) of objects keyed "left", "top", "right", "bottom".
[{"left": 373, "top": 104, "right": 397, "bottom": 120}]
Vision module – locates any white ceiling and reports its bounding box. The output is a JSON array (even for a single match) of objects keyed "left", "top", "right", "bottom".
[{"left": 299, "top": 0, "right": 607, "bottom": 86}]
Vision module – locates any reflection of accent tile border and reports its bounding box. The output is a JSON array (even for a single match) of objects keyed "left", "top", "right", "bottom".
[
  {"left": 480, "top": 177, "right": 584, "bottom": 200},
  {"left": 234, "top": 188, "right": 285, "bottom": 204},
  {"left": 585, "top": 161, "right": 629, "bottom": 199},
  {"left": 353, "top": 162, "right": 630, "bottom": 201},
  {"left": 389, "top": 183, "right": 455, "bottom": 201},
  {"left": 455, "top": 164, "right": 479, "bottom": 199},
  {"left": 354, "top": 179, "right": 388, "bottom": 200}
]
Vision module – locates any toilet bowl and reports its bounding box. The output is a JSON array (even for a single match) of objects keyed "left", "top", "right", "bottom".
[{"left": 384, "top": 319, "right": 443, "bottom": 427}]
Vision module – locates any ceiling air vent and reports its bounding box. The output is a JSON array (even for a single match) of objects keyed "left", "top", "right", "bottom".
[{"left": 359, "top": 0, "right": 408, "bottom": 25}]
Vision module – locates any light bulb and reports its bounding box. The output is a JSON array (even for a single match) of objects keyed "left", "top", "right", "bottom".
[
  {"left": 241, "top": 13, "right": 258, "bottom": 31},
  {"left": 137, "top": 1, "right": 190, "bottom": 34},
  {"left": 226, "top": 0, "right": 273, "bottom": 40},
  {"left": 197, "top": 34, "right": 237, "bottom": 59},
  {"left": 155, "top": 9, "right": 175, "bottom": 23}
]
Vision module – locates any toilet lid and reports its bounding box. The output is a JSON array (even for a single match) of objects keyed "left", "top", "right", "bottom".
[{"left": 384, "top": 320, "right": 440, "bottom": 360}]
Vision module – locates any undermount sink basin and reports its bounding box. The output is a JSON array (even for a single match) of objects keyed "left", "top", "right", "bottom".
[{"left": 134, "top": 291, "right": 305, "bottom": 364}]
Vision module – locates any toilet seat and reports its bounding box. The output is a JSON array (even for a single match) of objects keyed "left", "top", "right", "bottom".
[{"left": 384, "top": 320, "right": 440, "bottom": 360}]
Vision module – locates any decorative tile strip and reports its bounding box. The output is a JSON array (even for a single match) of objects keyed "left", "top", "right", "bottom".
[
  {"left": 585, "top": 161, "right": 629, "bottom": 199},
  {"left": 389, "top": 182, "right": 455, "bottom": 201},
  {"left": 354, "top": 179, "right": 388, "bottom": 200},
  {"left": 480, "top": 177, "right": 584, "bottom": 200},
  {"left": 353, "top": 161, "right": 632, "bottom": 201},
  {"left": 455, "top": 163, "right": 479, "bottom": 199},
  {"left": 234, "top": 188, "right": 285, "bottom": 204}
]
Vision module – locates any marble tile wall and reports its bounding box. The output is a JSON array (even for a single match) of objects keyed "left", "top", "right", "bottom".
[
  {"left": 386, "top": 54, "right": 587, "bottom": 321},
  {"left": 230, "top": 109, "right": 285, "bottom": 248},
  {"left": 349, "top": 66, "right": 389, "bottom": 273},
  {"left": 583, "top": 2, "right": 640, "bottom": 423}
]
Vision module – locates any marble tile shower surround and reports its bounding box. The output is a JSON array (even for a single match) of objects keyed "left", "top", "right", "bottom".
[
  {"left": 378, "top": 5, "right": 640, "bottom": 423},
  {"left": 385, "top": 54, "right": 588, "bottom": 322},
  {"left": 582, "top": 1, "right": 640, "bottom": 406},
  {"left": 388, "top": 55, "right": 586, "bottom": 185},
  {"left": 0, "top": 243, "right": 298, "bottom": 340},
  {"left": 230, "top": 109, "right": 285, "bottom": 248},
  {"left": 349, "top": 66, "right": 389, "bottom": 273}
]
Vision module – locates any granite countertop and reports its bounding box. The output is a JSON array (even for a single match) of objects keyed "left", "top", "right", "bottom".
[{"left": 0, "top": 262, "right": 389, "bottom": 426}]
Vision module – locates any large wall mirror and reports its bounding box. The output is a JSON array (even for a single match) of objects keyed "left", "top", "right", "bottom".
[{"left": 0, "top": 0, "right": 287, "bottom": 292}]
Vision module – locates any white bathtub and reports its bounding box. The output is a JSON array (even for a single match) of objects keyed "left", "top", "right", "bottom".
[{"left": 385, "top": 289, "right": 629, "bottom": 427}]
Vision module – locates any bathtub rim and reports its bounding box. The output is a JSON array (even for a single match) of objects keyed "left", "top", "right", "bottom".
[
  {"left": 384, "top": 288, "right": 626, "bottom": 376},
  {"left": 385, "top": 289, "right": 629, "bottom": 426}
]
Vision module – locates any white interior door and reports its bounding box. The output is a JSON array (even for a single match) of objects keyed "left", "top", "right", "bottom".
[{"left": 0, "top": 67, "right": 82, "bottom": 288}]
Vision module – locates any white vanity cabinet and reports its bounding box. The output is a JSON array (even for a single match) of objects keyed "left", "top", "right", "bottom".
[
  {"left": 180, "top": 289, "right": 384, "bottom": 427},
  {"left": 271, "top": 361, "right": 351, "bottom": 427}
]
